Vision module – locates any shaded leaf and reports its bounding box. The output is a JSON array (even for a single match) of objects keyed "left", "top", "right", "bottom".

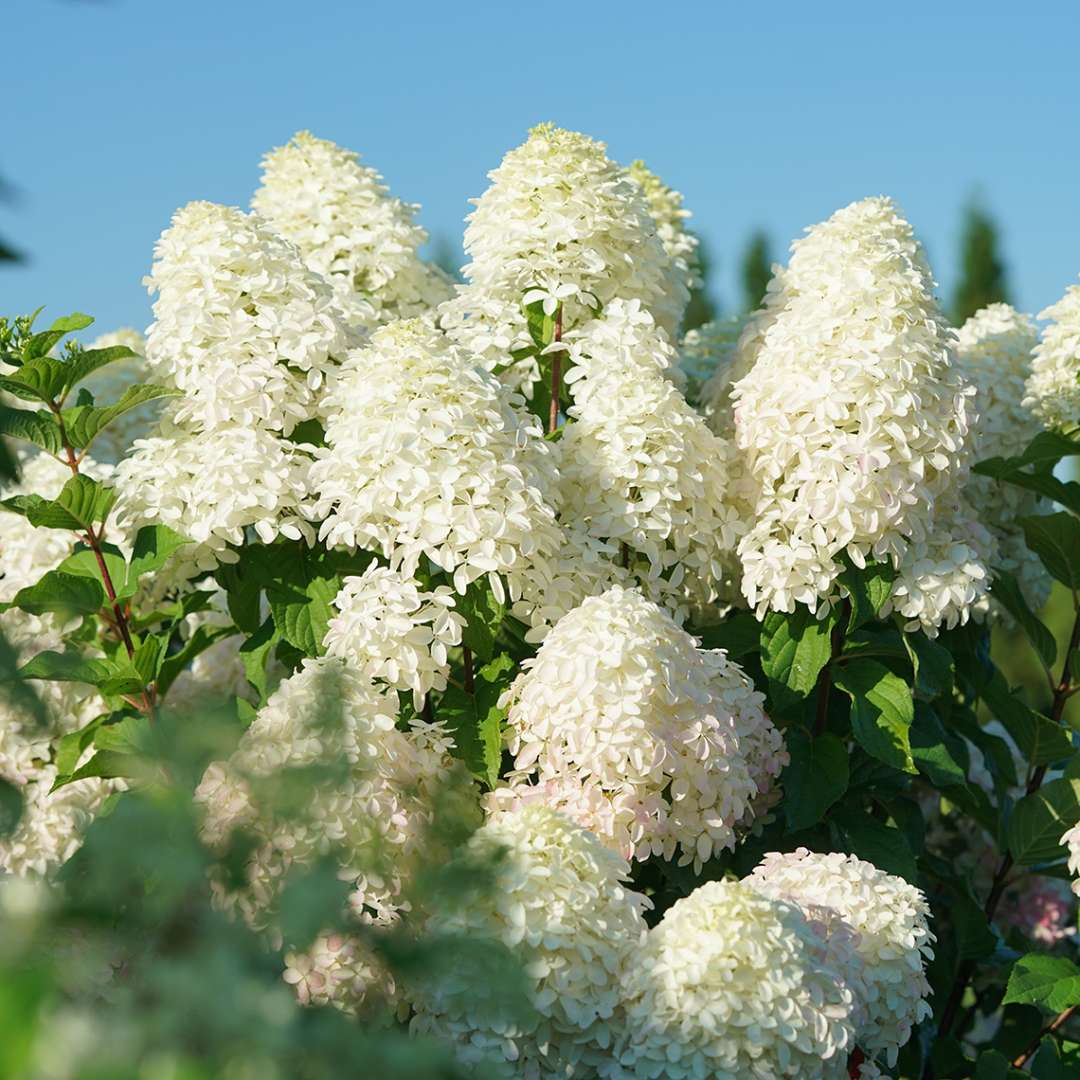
[
  {"left": 834, "top": 659, "right": 916, "bottom": 773},
  {"left": 782, "top": 729, "right": 848, "bottom": 830}
]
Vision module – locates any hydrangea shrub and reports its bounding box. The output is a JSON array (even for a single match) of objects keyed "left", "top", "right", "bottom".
[{"left": 2, "top": 124, "right": 1080, "bottom": 1078}]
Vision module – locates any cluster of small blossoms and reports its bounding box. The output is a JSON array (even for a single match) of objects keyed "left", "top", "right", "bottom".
[
  {"left": 309, "top": 318, "right": 563, "bottom": 617},
  {"left": 748, "top": 848, "right": 935, "bottom": 1065},
  {"left": 113, "top": 201, "right": 349, "bottom": 568},
  {"left": 410, "top": 804, "right": 651, "bottom": 1079},
  {"left": 731, "top": 197, "right": 982, "bottom": 625},
  {"left": 1024, "top": 275, "right": 1080, "bottom": 430},
  {"left": 438, "top": 124, "right": 680, "bottom": 393},
  {"left": 679, "top": 313, "right": 751, "bottom": 413},
  {"left": 559, "top": 300, "right": 743, "bottom": 608},
  {"left": 322, "top": 563, "right": 465, "bottom": 709},
  {"left": 496, "top": 587, "right": 786, "bottom": 867},
  {"left": 627, "top": 160, "right": 699, "bottom": 331},
  {"left": 195, "top": 656, "right": 453, "bottom": 925},
  {"left": 1062, "top": 822, "right": 1080, "bottom": 899},
  {"left": 606, "top": 880, "right": 858, "bottom": 1079},
  {"left": 954, "top": 305, "right": 1050, "bottom": 611},
  {"left": 252, "top": 131, "right": 452, "bottom": 334}
]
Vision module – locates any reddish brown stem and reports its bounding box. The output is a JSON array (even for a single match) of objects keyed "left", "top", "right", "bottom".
[{"left": 1012, "top": 1004, "right": 1077, "bottom": 1068}]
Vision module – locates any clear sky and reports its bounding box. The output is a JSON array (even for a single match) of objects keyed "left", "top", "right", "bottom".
[{"left": 3, "top": 1, "right": 1078, "bottom": 335}]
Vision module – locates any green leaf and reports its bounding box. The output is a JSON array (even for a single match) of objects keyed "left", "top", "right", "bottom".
[
  {"left": 237, "top": 619, "right": 280, "bottom": 703},
  {"left": 12, "top": 650, "right": 114, "bottom": 685},
  {"left": 53, "top": 716, "right": 109, "bottom": 778},
  {"left": 24, "top": 312, "right": 94, "bottom": 360},
  {"left": 904, "top": 631, "right": 955, "bottom": 701},
  {"left": 8, "top": 572, "right": 105, "bottom": 616},
  {"left": 1003, "top": 954, "right": 1080, "bottom": 1013},
  {"left": 991, "top": 569, "right": 1057, "bottom": 669},
  {"left": 524, "top": 297, "right": 557, "bottom": 349},
  {"left": 123, "top": 524, "right": 189, "bottom": 595},
  {"left": 694, "top": 612, "right": 760, "bottom": 659},
  {"left": 974, "top": 1049, "right": 1026, "bottom": 1079},
  {"left": 949, "top": 885, "right": 998, "bottom": 961},
  {"left": 0, "top": 355, "right": 69, "bottom": 403},
  {"left": 61, "top": 344, "right": 137, "bottom": 395},
  {"left": 838, "top": 558, "right": 896, "bottom": 629},
  {"left": 2, "top": 474, "right": 115, "bottom": 532},
  {"left": 131, "top": 635, "right": 165, "bottom": 684},
  {"left": 760, "top": 606, "right": 834, "bottom": 698},
  {"left": 1021, "top": 513, "right": 1080, "bottom": 593},
  {"left": 831, "top": 806, "right": 919, "bottom": 883},
  {"left": 216, "top": 560, "right": 264, "bottom": 634},
  {"left": 911, "top": 705, "right": 969, "bottom": 788},
  {"left": 0, "top": 778, "right": 23, "bottom": 838},
  {"left": 976, "top": 432, "right": 1080, "bottom": 515},
  {"left": 984, "top": 672, "right": 1075, "bottom": 767},
  {"left": 157, "top": 622, "right": 234, "bottom": 697},
  {"left": 456, "top": 578, "right": 505, "bottom": 662},
  {"left": 0, "top": 406, "right": 63, "bottom": 454},
  {"left": 59, "top": 749, "right": 143, "bottom": 788},
  {"left": 61, "top": 384, "right": 180, "bottom": 450},
  {"left": 1008, "top": 778, "right": 1080, "bottom": 866},
  {"left": 1031, "top": 1038, "right": 1070, "bottom": 1079},
  {"left": 781, "top": 729, "right": 848, "bottom": 830},
  {"left": 834, "top": 658, "right": 916, "bottom": 774},
  {"left": 440, "top": 653, "right": 514, "bottom": 788}
]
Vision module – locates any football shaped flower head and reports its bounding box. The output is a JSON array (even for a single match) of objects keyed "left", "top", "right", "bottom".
[
  {"left": 500, "top": 586, "right": 785, "bottom": 866},
  {"left": 732, "top": 197, "right": 977, "bottom": 621},
  {"left": 252, "top": 131, "right": 452, "bottom": 333},
  {"left": 144, "top": 201, "right": 349, "bottom": 435},
  {"left": 608, "top": 879, "right": 858, "bottom": 1078},
  {"left": 748, "top": 848, "right": 935, "bottom": 1064},
  {"left": 410, "top": 804, "right": 650, "bottom": 1078}
]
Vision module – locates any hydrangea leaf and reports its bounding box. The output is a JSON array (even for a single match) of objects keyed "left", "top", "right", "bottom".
[
  {"left": 834, "top": 658, "right": 916, "bottom": 774},
  {"left": 781, "top": 729, "right": 848, "bottom": 831},
  {"left": 1008, "top": 778, "right": 1080, "bottom": 866},
  {"left": 1020, "top": 513, "right": 1080, "bottom": 593},
  {"left": 1003, "top": 954, "right": 1080, "bottom": 1014},
  {"left": 760, "top": 607, "right": 834, "bottom": 699},
  {"left": 61, "top": 384, "right": 180, "bottom": 451},
  {"left": 0, "top": 405, "right": 64, "bottom": 455}
]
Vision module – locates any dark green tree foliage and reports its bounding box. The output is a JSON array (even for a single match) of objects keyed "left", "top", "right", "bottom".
[
  {"left": 952, "top": 198, "right": 1011, "bottom": 325},
  {"left": 681, "top": 231, "right": 718, "bottom": 332},
  {"left": 740, "top": 228, "right": 772, "bottom": 312}
]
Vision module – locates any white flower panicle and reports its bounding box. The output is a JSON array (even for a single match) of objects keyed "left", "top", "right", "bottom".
[
  {"left": 113, "top": 416, "right": 313, "bottom": 566},
  {"left": 194, "top": 656, "right": 454, "bottom": 928},
  {"left": 499, "top": 587, "right": 785, "bottom": 867},
  {"left": 748, "top": 848, "right": 935, "bottom": 1064},
  {"left": 310, "top": 318, "right": 563, "bottom": 607},
  {"left": 323, "top": 563, "right": 465, "bottom": 708},
  {"left": 956, "top": 303, "right": 1052, "bottom": 611},
  {"left": 607, "top": 880, "right": 858, "bottom": 1079},
  {"left": 252, "top": 131, "right": 452, "bottom": 333},
  {"left": 410, "top": 804, "right": 650, "bottom": 1078},
  {"left": 143, "top": 200, "right": 349, "bottom": 435},
  {"left": 439, "top": 124, "right": 679, "bottom": 389},
  {"left": 559, "top": 300, "right": 743, "bottom": 607},
  {"left": 732, "top": 196, "right": 978, "bottom": 620},
  {"left": 627, "top": 159, "right": 699, "bottom": 330},
  {"left": 1024, "top": 277, "right": 1080, "bottom": 430}
]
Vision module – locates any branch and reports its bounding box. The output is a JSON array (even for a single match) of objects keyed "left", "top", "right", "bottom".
[
  {"left": 547, "top": 308, "right": 563, "bottom": 436},
  {"left": 1012, "top": 1004, "right": 1078, "bottom": 1069}
]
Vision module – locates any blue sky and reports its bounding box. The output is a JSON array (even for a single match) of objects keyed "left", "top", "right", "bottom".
[{"left": 3, "top": 1, "right": 1078, "bottom": 335}]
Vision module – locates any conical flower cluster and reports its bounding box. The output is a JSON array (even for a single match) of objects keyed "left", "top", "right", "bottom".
[
  {"left": 732, "top": 197, "right": 980, "bottom": 622},
  {"left": 1024, "top": 276, "right": 1080, "bottom": 430},
  {"left": 559, "top": 300, "right": 743, "bottom": 608},
  {"left": 497, "top": 587, "right": 785, "bottom": 866},
  {"left": 748, "top": 848, "right": 935, "bottom": 1065},
  {"left": 309, "top": 318, "right": 563, "bottom": 610},
  {"left": 410, "top": 804, "right": 650, "bottom": 1078},
  {"left": 606, "top": 880, "right": 858, "bottom": 1078},
  {"left": 439, "top": 124, "right": 679, "bottom": 392},
  {"left": 114, "top": 201, "right": 348, "bottom": 567},
  {"left": 252, "top": 131, "right": 452, "bottom": 333}
]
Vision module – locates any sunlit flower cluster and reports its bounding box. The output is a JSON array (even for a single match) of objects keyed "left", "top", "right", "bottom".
[
  {"left": 1063, "top": 822, "right": 1080, "bottom": 899},
  {"left": 498, "top": 587, "right": 785, "bottom": 866},
  {"left": 748, "top": 848, "right": 935, "bottom": 1064},
  {"left": 252, "top": 131, "right": 452, "bottom": 333},
  {"left": 323, "top": 563, "right": 465, "bottom": 708},
  {"left": 1024, "top": 276, "right": 1080, "bottom": 430},
  {"left": 439, "top": 124, "right": 680, "bottom": 393},
  {"left": 410, "top": 804, "right": 650, "bottom": 1078},
  {"left": 559, "top": 300, "right": 743, "bottom": 608},
  {"left": 732, "top": 197, "right": 980, "bottom": 624},
  {"left": 309, "top": 318, "right": 563, "bottom": 610},
  {"left": 607, "top": 880, "right": 858, "bottom": 1078},
  {"left": 195, "top": 657, "right": 454, "bottom": 929}
]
